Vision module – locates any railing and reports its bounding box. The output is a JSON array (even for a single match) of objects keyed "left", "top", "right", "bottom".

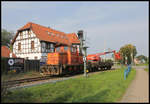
[{"left": 124, "top": 65, "right": 132, "bottom": 80}]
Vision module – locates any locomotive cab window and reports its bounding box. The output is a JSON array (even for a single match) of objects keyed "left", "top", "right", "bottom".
[
  {"left": 56, "top": 47, "right": 60, "bottom": 52},
  {"left": 64, "top": 46, "right": 68, "bottom": 51}
]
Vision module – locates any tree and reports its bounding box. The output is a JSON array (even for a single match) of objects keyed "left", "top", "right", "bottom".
[
  {"left": 1, "top": 29, "right": 14, "bottom": 49},
  {"left": 119, "top": 44, "right": 137, "bottom": 65},
  {"left": 136, "top": 55, "right": 148, "bottom": 63}
]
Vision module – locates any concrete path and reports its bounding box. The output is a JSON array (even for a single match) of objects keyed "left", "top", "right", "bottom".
[{"left": 120, "top": 66, "right": 149, "bottom": 103}]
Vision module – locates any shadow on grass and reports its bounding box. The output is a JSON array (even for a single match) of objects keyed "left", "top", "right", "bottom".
[
  {"left": 2, "top": 89, "right": 34, "bottom": 103},
  {"left": 73, "top": 88, "right": 111, "bottom": 103},
  {"left": 48, "top": 91, "right": 74, "bottom": 103}
]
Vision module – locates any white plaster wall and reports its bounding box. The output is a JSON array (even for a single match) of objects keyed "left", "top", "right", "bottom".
[
  {"left": 13, "top": 30, "right": 42, "bottom": 60},
  {"left": 17, "top": 53, "right": 42, "bottom": 60}
]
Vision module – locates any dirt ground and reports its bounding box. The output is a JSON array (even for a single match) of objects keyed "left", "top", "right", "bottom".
[{"left": 120, "top": 66, "right": 149, "bottom": 103}]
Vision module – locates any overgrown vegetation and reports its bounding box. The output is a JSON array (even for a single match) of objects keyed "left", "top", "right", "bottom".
[
  {"left": 2, "top": 71, "right": 42, "bottom": 81},
  {"left": 2, "top": 67, "right": 136, "bottom": 103},
  {"left": 1, "top": 29, "right": 14, "bottom": 48}
]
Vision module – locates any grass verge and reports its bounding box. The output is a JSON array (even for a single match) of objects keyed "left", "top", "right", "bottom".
[
  {"left": 144, "top": 68, "right": 149, "bottom": 72},
  {"left": 135, "top": 63, "right": 149, "bottom": 66},
  {"left": 2, "top": 68, "right": 136, "bottom": 103}
]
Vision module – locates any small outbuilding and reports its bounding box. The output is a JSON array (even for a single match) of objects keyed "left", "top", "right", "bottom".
[{"left": 1, "top": 45, "right": 17, "bottom": 58}]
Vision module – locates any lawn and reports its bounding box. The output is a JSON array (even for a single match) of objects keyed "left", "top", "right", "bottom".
[
  {"left": 144, "top": 68, "right": 149, "bottom": 72},
  {"left": 2, "top": 67, "right": 136, "bottom": 103},
  {"left": 135, "top": 63, "right": 149, "bottom": 66}
]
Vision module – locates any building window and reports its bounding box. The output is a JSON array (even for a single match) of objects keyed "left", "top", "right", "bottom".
[
  {"left": 20, "top": 32, "right": 23, "bottom": 39},
  {"left": 56, "top": 47, "right": 60, "bottom": 52},
  {"left": 31, "top": 41, "right": 34, "bottom": 50},
  {"left": 50, "top": 44, "right": 54, "bottom": 52},
  {"left": 28, "top": 30, "right": 31, "bottom": 35},
  {"left": 18, "top": 43, "right": 21, "bottom": 51},
  {"left": 34, "top": 56, "right": 38, "bottom": 60},
  {"left": 70, "top": 46, "right": 76, "bottom": 53}
]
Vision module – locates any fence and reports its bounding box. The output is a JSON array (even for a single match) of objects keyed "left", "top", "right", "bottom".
[
  {"left": 24, "top": 60, "right": 40, "bottom": 72},
  {"left": 124, "top": 65, "right": 132, "bottom": 80},
  {"left": 1, "top": 58, "right": 40, "bottom": 74}
]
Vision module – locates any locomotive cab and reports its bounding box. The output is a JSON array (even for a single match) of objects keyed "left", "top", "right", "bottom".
[{"left": 41, "top": 44, "right": 83, "bottom": 75}]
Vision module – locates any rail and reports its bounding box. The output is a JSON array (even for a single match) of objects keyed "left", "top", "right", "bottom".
[
  {"left": 2, "top": 67, "right": 119, "bottom": 87},
  {"left": 2, "top": 75, "right": 60, "bottom": 87}
]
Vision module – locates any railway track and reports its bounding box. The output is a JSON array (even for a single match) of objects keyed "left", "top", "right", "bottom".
[
  {"left": 2, "top": 67, "right": 119, "bottom": 88},
  {"left": 2, "top": 75, "right": 61, "bottom": 87}
]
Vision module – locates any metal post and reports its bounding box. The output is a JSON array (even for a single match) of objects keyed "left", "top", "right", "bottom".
[
  {"left": 77, "top": 30, "right": 89, "bottom": 77},
  {"left": 83, "top": 47, "right": 88, "bottom": 77}
]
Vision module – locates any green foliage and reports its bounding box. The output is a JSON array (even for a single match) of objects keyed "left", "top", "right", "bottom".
[
  {"left": 2, "top": 68, "right": 136, "bottom": 103},
  {"left": 136, "top": 55, "right": 148, "bottom": 63},
  {"left": 1, "top": 29, "right": 14, "bottom": 47},
  {"left": 119, "top": 44, "right": 137, "bottom": 65},
  {"left": 105, "top": 59, "right": 113, "bottom": 63},
  {"left": 1, "top": 57, "right": 8, "bottom": 74}
]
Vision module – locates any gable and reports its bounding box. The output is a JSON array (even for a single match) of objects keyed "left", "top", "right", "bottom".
[{"left": 11, "top": 22, "right": 80, "bottom": 46}]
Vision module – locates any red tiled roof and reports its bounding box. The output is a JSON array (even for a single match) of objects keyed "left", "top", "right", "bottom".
[
  {"left": 1, "top": 46, "right": 17, "bottom": 58},
  {"left": 67, "top": 33, "right": 80, "bottom": 44},
  {"left": 12, "top": 22, "right": 80, "bottom": 46}
]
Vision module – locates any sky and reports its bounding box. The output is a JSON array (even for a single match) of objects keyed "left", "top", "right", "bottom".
[{"left": 2, "top": 1, "right": 149, "bottom": 58}]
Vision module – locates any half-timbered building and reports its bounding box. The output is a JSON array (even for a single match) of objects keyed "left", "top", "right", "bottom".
[{"left": 11, "top": 22, "right": 80, "bottom": 62}]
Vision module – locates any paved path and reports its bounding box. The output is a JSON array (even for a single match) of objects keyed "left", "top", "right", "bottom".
[{"left": 120, "top": 66, "right": 149, "bottom": 103}]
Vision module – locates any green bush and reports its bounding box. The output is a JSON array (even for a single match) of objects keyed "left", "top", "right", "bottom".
[{"left": 1, "top": 57, "right": 8, "bottom": 74}]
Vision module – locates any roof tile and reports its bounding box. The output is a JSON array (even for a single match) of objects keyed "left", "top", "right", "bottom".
[
  {"left": 1, "top": 46, "right": 17, "bottom": 58},
  {"left": 12, "top": 22, "right": 80, "bottom": 46}
]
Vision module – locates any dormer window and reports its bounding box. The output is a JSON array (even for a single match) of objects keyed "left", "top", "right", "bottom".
[
  {"left": 51, "top": 32, "right": 55, "bottom": 36},
  {"left": 47, "top": 31, "right": 51, "bottom": 36},
  {"left": 56, "top": 34, "right": 59, "bottom": 37}
]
